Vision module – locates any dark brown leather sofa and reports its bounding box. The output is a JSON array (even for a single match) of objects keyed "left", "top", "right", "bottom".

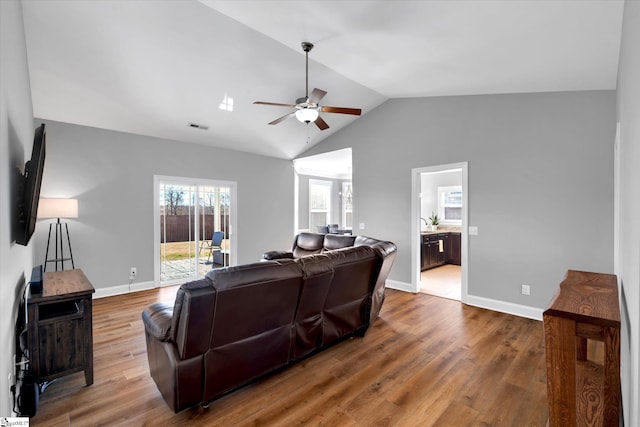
[{"left": 142, "top": 234, "right": 396, "bottom": 413}]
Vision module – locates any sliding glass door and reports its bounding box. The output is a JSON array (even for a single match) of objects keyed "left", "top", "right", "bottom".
[{"left": 155, "top": 176, "right": 235, "bottom": 286}]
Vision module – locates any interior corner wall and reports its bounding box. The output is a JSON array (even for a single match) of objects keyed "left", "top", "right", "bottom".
[
  {"left": 0, "top": 0, "right": 35, "bottom": 416},
  {"left": 32, "top": 120, "right": 295, "bottom": 292},
  {"left": 296, "top": 174, "right": 347, "bottom": 231},
  {"left": 616, "top": 1, "right": 640, "bottom": 425},
  {"left": 301, "top": 90, "right": 615, "bottom": 311}
]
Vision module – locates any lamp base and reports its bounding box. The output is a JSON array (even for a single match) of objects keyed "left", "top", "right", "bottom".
[{"left": 44, "top": 219, "right": 75, "bottom": 272}]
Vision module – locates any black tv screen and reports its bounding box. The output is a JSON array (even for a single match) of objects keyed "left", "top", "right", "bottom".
[{"left": 16, "top": 124, "right": 46, "bottom": 246}]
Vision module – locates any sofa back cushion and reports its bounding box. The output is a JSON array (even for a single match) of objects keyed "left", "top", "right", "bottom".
[
  {"left": 321, "top": 246, "right": 379, "bottom": 344},
  {"left": 170, "top": 279, "right": 216, "bottom": 360},
  {"left": 355, "top": 236, "right": 398, "bottom": 323},
  {"left": 291, "top": 254, "right": 334, "bottom": 360},
  {"left": 202, "top": 260, "right": 304, "bottom": 401},
  {"left": 292, "top": 232, "right": 325, "bottom": 258},
  {"left": 323, "top": 234, "right": 356, "bottom": 251}
]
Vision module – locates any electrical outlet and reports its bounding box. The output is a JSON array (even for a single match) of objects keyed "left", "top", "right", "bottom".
[
  {"left": 359, "top": 223, "right": 365, "bottom": 230},
  {"left": 129, "top": 267, "right": 137, "bottom": 280},
  {"left": 521, "top": 284, "right": 531, "bottom": 295}
]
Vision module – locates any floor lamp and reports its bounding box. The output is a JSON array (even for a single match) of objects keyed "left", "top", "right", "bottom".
[{"left": 38, "top": 198, "right": 78, "bottom": 272}]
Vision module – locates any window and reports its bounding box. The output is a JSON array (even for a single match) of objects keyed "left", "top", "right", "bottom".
[
  {"left": 341, "top": 182, "right": 353, "bottom": 229},
  {"left": 309, "top": 179, "right": 332, "bottom": 232},
  {"left": 438, "top": 186, "right": 462, "bottom": 223}
]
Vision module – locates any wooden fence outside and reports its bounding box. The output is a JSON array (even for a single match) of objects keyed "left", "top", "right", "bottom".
[{"left": 160, "top": 214, "right": 229, "bottom": 242}]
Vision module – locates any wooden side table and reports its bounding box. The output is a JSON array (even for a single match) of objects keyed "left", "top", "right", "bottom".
[
  {"left": 27, "top": 269, "right": 95, "bottom": 387},
  {"left": 543, "top": 270, "right": 620, "bottom": 426}
]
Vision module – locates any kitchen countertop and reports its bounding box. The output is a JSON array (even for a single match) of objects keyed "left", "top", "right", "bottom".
[{"left": 421, "top": 226, "right": 461, "bottom": 235}]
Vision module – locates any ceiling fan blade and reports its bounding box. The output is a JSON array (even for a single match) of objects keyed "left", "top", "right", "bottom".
[
  {"left": 268, "top": 111, "right": 296, "bottom": 125},
  {"left": 320, "top": 106, "right": 362, "bottom": 116},
  {"left": 254, "top": 101, "right": 296, "bottom": 107},
  {"left": 307, "top": 88, "right": 327, "bottom": 105},
  {"left": 314, "top": 115, "right": 329, "bottom": 131}
]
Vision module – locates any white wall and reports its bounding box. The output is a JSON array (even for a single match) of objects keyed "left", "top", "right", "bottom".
[
  {"left": 301, "top": 90, "right": 615, "bottom": 312},
  {"left": 32, "top": 120, "right": 295, "bottom": 293},
  {"left": 0, "top": 0, "right": 35, "bottom": 415},
  {"left": 420, "top": 170, "right": 462, "bottom": 224},
  {"left": 296, "top": 174, "right": 349, "bottom": 231},
  {"left": 616, "top": 1, "right": 640, "bottom": 425}
]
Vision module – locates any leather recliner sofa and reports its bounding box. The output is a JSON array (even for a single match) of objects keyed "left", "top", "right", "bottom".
[{"left": 142, "top": 234, "right": 396, "bottom": 413}]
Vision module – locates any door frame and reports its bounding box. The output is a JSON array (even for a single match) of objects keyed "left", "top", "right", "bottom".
[
  {"left": 153, "top": 175, "right": 237, "bottom": 287},
  {"left": 411, "top": 162, "right": 468, "bottom": 302}
]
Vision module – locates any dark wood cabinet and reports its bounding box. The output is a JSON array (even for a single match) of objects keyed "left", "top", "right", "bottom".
[
  {"left": 421, "top": 233, "right": 449, "bottom": 270},
  {"left": 27, "top": 269, "right": 95, "bottom": 387},
  {"left": 448, "top": 233, "right": 461, "bottom": 265}
]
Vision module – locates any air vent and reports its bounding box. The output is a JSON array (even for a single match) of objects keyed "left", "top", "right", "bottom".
[{"left": 188, "top": 122, "right": 209, "bottom": 130}]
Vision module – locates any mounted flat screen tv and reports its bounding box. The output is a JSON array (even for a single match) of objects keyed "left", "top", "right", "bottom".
[{"left": 16, "top": 124, "right": 46, "bottom": 246}]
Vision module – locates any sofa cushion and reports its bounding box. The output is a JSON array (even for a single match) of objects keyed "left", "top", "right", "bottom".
[
  {"left": 321, "top": 246, "right": 379, "bottom": 344},
  {"left": 203, "top": 260, "right": 304, "bottom": 400},
  {"left": 323, "top": 234, "right": 356, "bottom": 251},
  {"left": 291, "top": 254, "right": 334, "bottom": 360},
  {"left": 142, "top": 302, "right": 173, "bottom": 341},
  {"left": 170, "top": 279, "right": 216, "bottom": 359},
  {"left": 292, "top": 232, "right": 325, "bottom": 257}
]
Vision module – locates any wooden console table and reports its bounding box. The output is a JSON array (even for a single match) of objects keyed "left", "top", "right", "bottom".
[
  {"left": 27, "top": 269, "right": 95, "bottom": 387},
  {"left": 543, "top": 270, "right": 620, "bottom": 426}
]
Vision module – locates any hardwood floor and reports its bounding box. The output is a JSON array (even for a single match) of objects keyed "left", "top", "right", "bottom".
[{"left": 30, "top": 287, "right": 549, "bottom": 426}]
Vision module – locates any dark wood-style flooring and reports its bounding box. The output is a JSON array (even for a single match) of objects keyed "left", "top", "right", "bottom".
[{"left": 30, "top": 287, "right": 549, "bottom": 426}]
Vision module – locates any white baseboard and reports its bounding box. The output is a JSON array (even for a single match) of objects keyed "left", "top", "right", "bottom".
[
  {"left": 385, "top": 280, "right": 543, "bottom": 321},
  {"left": 464, "top": 294, "right": 543, "bottom": 321},
  {"left": 386, "top": 279, "right": 415, "bottom": 293},
  {"left": 93, "top": 280, "right": 156, "bottom": 299}
]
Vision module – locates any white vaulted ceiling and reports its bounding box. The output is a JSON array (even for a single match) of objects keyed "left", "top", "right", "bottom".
[{"left": 21, "top": 0, "right": 624, "bottom": 159}]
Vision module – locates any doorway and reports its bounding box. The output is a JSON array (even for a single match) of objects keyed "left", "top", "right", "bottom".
[
  {"left": 153, "top": 176, "right": 236, "bottom": 286},
  {"left": 411, "top": 163, "right": 468, "bottom": 302}
]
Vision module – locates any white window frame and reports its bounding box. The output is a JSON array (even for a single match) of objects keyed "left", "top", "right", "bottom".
[
  {"left": 437, "top": 185, "right": 462, "bottom": 225},
  {"left": 341, "top": 181, "right": 353, "bottom": 229},
  {"left": 153, "top": 175, "right": 237, "bottom": 287},
  {"left": 309, "top": 179, "right": 332, "bottom": 231}
]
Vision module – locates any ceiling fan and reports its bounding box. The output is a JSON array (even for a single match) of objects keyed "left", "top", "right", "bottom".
[{"left": 254, "top": 42, "right": 362, "bottom": 131}]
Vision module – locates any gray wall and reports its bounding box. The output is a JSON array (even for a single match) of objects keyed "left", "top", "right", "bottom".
[
  {"left": 616, "top": 1, "right": 640, "bottom": 425},
  {"left": 0, "top": 0, "right": 36, "bottom": 415},
  {"left": 301, "top": 90, "right": 615, "bottom": 310},
  {"left": 32, "top": 120, "right": 295, "bottom": 291}
]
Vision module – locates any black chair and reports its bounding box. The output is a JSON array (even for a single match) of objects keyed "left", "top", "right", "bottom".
[
  {"left": 316, "top": 225, "right": 329, "bottom": 234},
  {"left": 200, "top": 231, "right": 224, "bottom": 264}
]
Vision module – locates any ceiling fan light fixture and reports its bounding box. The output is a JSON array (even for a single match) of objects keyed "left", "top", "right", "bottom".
[{"left": 295, "top": 108, "right": 319, "bottom": 123}]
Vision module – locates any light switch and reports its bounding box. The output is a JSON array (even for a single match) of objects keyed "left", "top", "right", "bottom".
[
  {"left": 359, "top": 223, "right": 365, "bottom": 230},
  {"left": 468, "top": 226, "right": 478, "bottom": 235}
]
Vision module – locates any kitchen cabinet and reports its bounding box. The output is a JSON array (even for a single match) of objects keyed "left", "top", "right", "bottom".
[
  {"left": 421, "top": 233, "right": 448, "bottom": 270},
  {"left": 448, "top": 233, "right": 461, "bottom": 265}
]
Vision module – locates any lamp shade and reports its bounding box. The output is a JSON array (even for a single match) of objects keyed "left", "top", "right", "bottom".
[
  {"left": 38, "top": 198, "right": 78, "bottom": 219},
  {"left": 295, "top": 108, "right": 319, "bottom": 123}
]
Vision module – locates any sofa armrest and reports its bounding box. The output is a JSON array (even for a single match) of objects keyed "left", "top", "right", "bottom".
[
  {"left": 142, "top": 302, "right": 174, "bottom": 342},
  {"left": 262, "top": 250, "right": 294, "bottom": 261}
]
